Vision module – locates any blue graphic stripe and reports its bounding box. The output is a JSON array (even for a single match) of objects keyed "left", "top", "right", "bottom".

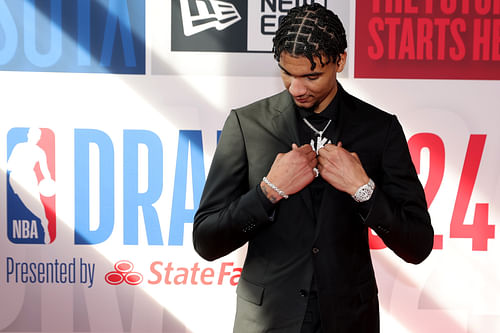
[{"left": 0, "top": 0, "right": 145, "bottom": 74}]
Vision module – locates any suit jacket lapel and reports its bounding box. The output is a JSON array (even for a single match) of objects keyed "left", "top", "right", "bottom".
[
  {"left": 270, "top": 91, "right": 315, "bottom": 219},
  {"left": 270, "top": 91, "right": 300, "bottom": 146},
  {"left": 331, "top": 83, "right": 349, "bottom": 145}
]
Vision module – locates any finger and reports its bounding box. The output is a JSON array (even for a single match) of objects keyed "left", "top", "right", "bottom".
[
  {"left": 316, "top": 156, "right": 327, "bottom": 168},
  {"left": 317, "top": 163, "right": 325, "bottom": 174},
  {"left": 318, "top": 147, "right": 332, "bottom": 157},
  {"left": 297, "top": 144, "right": 313, "bottom": 153},
  {"left": 291, "top": 143, "right": 299, "bottom": 150},
  {"left": 337, "top": 141, "right": 343, "bottom": 147},
  {"left": 320, "top": 144, "right": 332, "bottom": 152},
  {"left": 318, "top": 154, "right": 335, "bottom": 167},
  {"left": 323, "top": 143, "right": 340, "bottom": 153},
  {"left": 306, "top": 149, "right": 318, "bottom": 159},
  {"left": 351, "top": 152, "right": 361, "bottom": 162}
]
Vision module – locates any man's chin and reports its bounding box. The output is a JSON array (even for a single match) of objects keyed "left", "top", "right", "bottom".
[{"left": 293, "top": 100, "right": 316, "bottom": 112}]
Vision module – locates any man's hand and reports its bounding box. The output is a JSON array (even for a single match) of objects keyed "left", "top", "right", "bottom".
[
  {"left": 317, "top": 142, "right": 369, "bottom": 195},
  {"left": 261, "top": 144, "right": 317, "bottom": 203}
]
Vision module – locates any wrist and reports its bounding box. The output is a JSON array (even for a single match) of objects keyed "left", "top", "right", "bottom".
[
  {"left": 349, "top": 175, "right": 370, "bottom": 196},
  {"left": 261, "top": 177, "right": 288, "bottom": 203},
  {"left": 260, "top": 181, "right": 282, "bottom": 204}
]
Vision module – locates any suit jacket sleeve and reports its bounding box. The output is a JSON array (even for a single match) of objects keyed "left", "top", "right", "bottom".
[
  {"left": 362, "top": 115, "right": 434, "bottom": 264},
  {"left": 193, "top": 110, "right": 273, "bottom": 261}
]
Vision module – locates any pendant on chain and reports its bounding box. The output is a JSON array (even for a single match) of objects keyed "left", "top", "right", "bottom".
[{"left": 303, "top": 118, "right": 332, "bottom": 154}]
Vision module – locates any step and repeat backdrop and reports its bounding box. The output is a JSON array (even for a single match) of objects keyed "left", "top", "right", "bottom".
[{"left": 0, "top": 0, "right": 499, "bottom": 332}]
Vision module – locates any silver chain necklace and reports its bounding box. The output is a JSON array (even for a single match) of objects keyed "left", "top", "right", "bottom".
[{"left": 303, "top": 118, "right": 332, "bottom": 154}]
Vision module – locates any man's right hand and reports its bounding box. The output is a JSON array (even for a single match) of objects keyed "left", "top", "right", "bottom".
[{"left": 260, "top": 143, "right": 317, "bottom": 203}]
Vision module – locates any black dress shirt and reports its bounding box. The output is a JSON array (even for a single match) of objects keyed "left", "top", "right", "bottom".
[{"left": 296, "top": 95, "right": 340, "bottom": 220}]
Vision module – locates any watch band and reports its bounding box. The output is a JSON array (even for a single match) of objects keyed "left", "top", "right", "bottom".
[{"left": 352, "top": 179, "right": 375, "bottom": 202}]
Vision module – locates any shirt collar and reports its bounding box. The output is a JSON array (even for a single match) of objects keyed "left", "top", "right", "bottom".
[{"left": 295, "top": 89, "right": 340, "bottom": 121}]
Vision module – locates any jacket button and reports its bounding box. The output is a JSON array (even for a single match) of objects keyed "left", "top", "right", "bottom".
[
  {"left": 299, "top": 289, "right": 308, "bottom": 297},
  {"left": 312, "top": 248, "right": 320, "bottom": 254}
]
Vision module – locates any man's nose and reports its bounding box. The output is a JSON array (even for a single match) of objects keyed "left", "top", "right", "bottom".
[{"left": 288, "top": 78, "right": 306, "bottom": 96}]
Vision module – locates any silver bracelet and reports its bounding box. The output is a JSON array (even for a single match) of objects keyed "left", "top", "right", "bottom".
[{"left": 262, "top": 177, "right": 289, "bottom": 199}]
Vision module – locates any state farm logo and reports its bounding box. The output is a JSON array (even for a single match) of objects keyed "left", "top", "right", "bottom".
[
  {"left": 105, "top": 260, "right": 241, "bottom": 286},
  {"left": 105, "top": 260, "right": 143, "bottom": 285},
  {"left": 180, "top": 0, "right": 241, "bottom": 36}
]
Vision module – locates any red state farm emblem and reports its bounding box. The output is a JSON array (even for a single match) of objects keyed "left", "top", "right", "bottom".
[{"left": 105, "top": 260, "right": 143, "bottom": 285}]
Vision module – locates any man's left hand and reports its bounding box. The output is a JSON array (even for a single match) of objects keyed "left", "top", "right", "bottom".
[{"left": 317, "top": 142, "right": 369, "bottom": 195}]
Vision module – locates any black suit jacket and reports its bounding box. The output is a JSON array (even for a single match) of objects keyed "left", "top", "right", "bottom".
[{"left": 193, "top": 85, "right": 434, "bottom": 333}]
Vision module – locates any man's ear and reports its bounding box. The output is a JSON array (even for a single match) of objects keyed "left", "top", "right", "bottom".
[{"left": 336, "top": 52, "right": 347, "bottom": 73}]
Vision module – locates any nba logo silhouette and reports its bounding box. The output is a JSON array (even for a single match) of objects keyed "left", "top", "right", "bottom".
[{"left": 7, "top": 128, "right": 56, "bottom": 244}]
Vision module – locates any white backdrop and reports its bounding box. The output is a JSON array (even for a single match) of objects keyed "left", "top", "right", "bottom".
[{"left": 1, "top": 1, "right": 499, "bottom": 332}]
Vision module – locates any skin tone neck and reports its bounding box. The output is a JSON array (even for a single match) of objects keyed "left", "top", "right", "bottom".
[{"left": 278, "top": 51, "right": 347, "bottom": 114}]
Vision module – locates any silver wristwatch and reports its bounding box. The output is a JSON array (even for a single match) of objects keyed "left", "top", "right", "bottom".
[{"left": 352, "top": 179, "right": 375, "bottom": 203}]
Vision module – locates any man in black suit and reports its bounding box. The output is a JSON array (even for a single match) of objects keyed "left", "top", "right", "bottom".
[{"left": 193, "top": 4, "right": 434, "bottom": 332}]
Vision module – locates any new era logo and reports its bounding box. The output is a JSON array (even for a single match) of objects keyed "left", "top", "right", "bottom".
[
  {"left": 180, "top": 0, "right": 241, "bottom": 36},
  {"left": 171, "top": 0, "right": 247, "bottom": 52}
]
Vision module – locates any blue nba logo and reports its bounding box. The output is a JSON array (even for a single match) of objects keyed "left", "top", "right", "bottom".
[{"left": 7, "top": 128, "right": 56, "bottom": 244}]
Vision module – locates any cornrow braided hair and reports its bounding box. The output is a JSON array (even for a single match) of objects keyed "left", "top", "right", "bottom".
[{"left": 272, "top": 3, "right": 347, "bottom": 70}]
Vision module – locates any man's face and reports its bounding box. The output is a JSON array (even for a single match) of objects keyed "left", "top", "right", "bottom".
[{"left": 279, "top": 52, "right": 346, "bottom": 113}]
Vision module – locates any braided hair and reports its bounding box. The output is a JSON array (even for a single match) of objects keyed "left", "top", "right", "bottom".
[{"left": 272, "top": 4, "right": 347, "bottom": 70}]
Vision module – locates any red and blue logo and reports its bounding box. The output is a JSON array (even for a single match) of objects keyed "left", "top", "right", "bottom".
[{"left": 7, "top": 128, "right": 56, "bottom": 244}]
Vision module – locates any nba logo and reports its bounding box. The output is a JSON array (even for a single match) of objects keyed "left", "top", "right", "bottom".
[{"left": 7, "top": 128, "right": 56, "bottom": 244}]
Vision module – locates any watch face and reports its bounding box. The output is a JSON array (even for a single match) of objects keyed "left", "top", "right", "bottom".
[{"left": 353, "top": 179, "right": 375, "bottom": 202}]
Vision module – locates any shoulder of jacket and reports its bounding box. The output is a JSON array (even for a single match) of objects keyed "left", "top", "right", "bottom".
[
  {"left": 233, "top": 90, "right": 291, "bottom": 115},
  {"left": 340, "top": 87, "right": 395, "bottom": 122}
]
